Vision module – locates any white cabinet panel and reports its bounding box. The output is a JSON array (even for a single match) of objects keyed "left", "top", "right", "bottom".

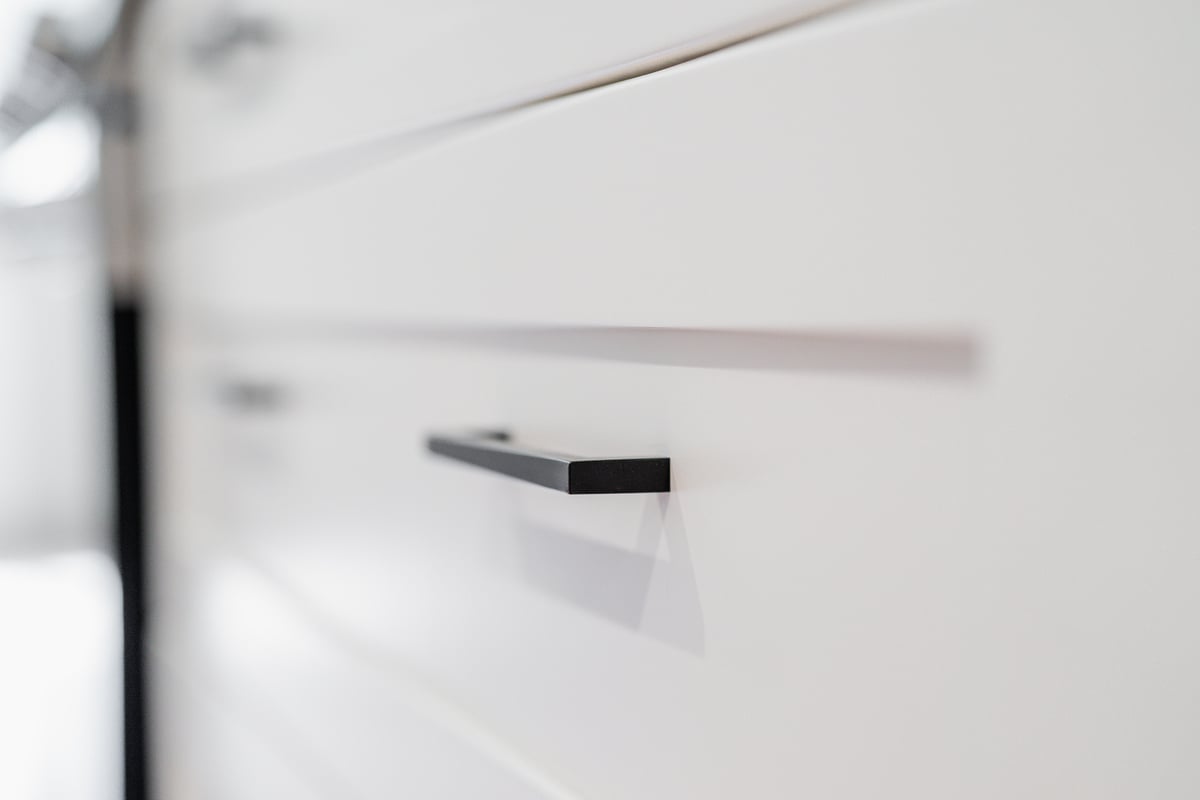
[
  {"left": 153, "top": 653, "right": 334, "bottom": 800},
  {"left": 153, "top": 322, "right": 1200, "bottom": 799},
  {"left": 159, "top": 0, "right": 1200, "bottom": 333},
  {"left": 152, "top": 558, "right": 578, "bottom": 800},
  {"left": 137, "top": 0, "right": 844, "bottom": 191},
  {"left": 146, "top": 0, "right": 1200, "bottom": 797}
]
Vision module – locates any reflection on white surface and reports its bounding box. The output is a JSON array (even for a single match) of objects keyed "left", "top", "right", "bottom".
[{"left": 0, "top": 551, "right": 122, "bottom": 800}]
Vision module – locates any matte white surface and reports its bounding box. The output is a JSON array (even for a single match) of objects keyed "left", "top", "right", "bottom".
[
  {"left": 156, "top": 0, "right": 1200, "bottom": 333},
  {"left": 136, "top": 0, "right": 845, "bottom": 191},
  {"left": 153, "top": 650, "right": 332, "bottom": 800},
  {"left": 152, "top": 555, "right": 587, "bottom": 799},
  {"left": 150, "top": 323, "right": 1199, "bottom": 798},
  {"left": 147, "top": 0, "right": 1200, "bottom": 797}
]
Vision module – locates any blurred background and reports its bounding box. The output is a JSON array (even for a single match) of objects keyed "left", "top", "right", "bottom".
[{"left": 1, "top": 2, "right": 123, "bottom": 799}]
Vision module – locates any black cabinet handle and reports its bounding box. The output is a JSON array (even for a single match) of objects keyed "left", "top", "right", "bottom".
[{"left": 426, "top": 430, "right": 669, "bottom": 494}]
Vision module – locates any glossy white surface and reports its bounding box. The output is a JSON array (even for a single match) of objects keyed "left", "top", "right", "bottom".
[{"left": 137, "top": 0, "right": 845, "bottom": 191}]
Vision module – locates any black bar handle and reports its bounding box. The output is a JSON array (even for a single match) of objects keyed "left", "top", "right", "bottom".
[{"left": 426, "top": 430, "right": 670, "bottom": 494}]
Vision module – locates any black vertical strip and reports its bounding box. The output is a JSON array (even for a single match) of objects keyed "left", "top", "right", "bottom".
[{"left": 112, "top": 300, "right": 148, "bottom": 800}]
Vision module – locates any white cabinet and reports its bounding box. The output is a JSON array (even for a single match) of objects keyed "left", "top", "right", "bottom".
[
  {"left": 158, "top": 0, "right": 1200, "bottom": 336},
  {"left": 145, "top": 0, "right": 1200, "bottom": 797},
  {"left": 0, "top": 197, "right": 109, "bottom": 555}
]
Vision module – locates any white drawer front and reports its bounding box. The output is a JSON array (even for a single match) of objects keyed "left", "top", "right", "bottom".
[
  {"left": 153, "top": 318, "right": 1200, "bottom": 799},
  {"left": 152, "top": 654, "right": 330, "bottom": 800},
  {"left": 138, "top": 0, "right": 843, "bottom": 192},
  {"left": 152, "top": 559, "right": 562, "bottom": 799},
  {"left": 159, "top": 0, "right": 1200, "bottom": 333},
  {"left": 147, "top": 0, "right": 1200, "bottom": 795}
]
